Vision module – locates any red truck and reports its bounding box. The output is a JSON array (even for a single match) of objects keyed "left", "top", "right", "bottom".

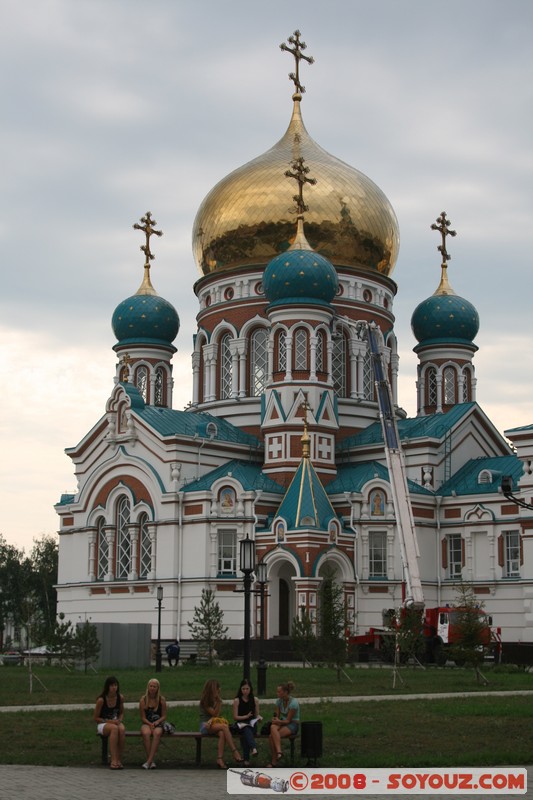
[{"left": 350, "top": 605, "right": 496, "bottom": 666}]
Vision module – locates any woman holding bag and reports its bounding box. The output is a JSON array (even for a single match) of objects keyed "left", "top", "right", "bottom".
[{"left": 199, "top": 678, "right": 243, "bottom": 769}]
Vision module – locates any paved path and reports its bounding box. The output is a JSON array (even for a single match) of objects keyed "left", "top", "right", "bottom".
[{"left": 0, "top": 764, "right": 529, "bottom": 800}]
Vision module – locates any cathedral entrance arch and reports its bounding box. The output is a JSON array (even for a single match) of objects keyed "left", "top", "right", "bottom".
[{"left": 264, "top": 554, "right": 298, "bottom": 638}]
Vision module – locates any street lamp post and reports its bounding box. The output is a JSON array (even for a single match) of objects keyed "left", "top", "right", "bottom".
[
  {"left": 240, "top": 537, "right": 256, "bottom": 681},
  {"left": 256, "top": 560, "right": 268, "bottom": 696},
  {"left": 155, "top": 585, "right": 163, "bottom": 673}
]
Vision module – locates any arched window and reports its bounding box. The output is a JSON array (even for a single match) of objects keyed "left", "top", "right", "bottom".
[
  {"left": 294, "top": 328, "right": 308, "bottom": 370},
  {"left": 96, "top": 517, "right": 108, "bottom": 581},
  {"left": 116, "top": 496, "right": 131, "bottom": 579},
  {"left": 139, "top": 513, "right": 151, "bottom": 578},
  {"left": 250, "top": 328, "right": 268, "bottom": 396},
  {"left": 155, "top": 366, "right": 165, "bottom": 406},
  {"left": 220, "top": 334, "right": 233, "bottom": 399},
  {"left": 462, "top": 369, "right": 471, "bottom": 402},
  {"left": 315, "top": 330, "right": 324, "bottom": 373},
  {"left": 277, "top": 330, "right": 287, "bottom": 372},
  {"left": 332, "top": 332, "right": 347, "bottom": 397},
  {"left": 363, "top": 351, "right": 374, "bottom": 400},
  {"left": 427, "top": 367, "right": 437, "bottom": 406},
  {"left": 443, "top": 366, "right": 456, "bottom": 405},
  {"left": 135, "top": 365, "right": 149, "bottom": 403}
]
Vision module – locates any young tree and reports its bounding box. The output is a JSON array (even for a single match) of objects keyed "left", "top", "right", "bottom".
[
  {"left": 449, "top": 581, "right": 490, "bottom": 685},
  {"left": 72, "top": 620, "right": 101, "bottom": 673},
  {"left": 318, "top": 571, "right": 347, "bottom": 680},
  {"left": 187, "top": 588, "right": 228, "bottom": 665},
  {"left": 48, "top": 613, "right": 75, "bottom": 666},
  {"left": 0, "top": 535, "right": 30, "bottom": 645},
  {"left": 28, "top": 536, "right": 58, "bottom": 641},
  {"left": 291, "top": 609, "right": 317, "bottom": 666},
  {"left": 381, "top": 607, "right": 425, "bottom": 666}
]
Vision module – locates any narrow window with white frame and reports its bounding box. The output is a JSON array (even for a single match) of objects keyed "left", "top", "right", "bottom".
[
  {"left": 96, "top": 517, "right": 108, "bottom": 580},
  {"left": 504, "top": 530, "right": 520, "bottom": 577},
  {"left": 369, "top": 530, "right": 387, "bottom": 578},
  {"left": 217, "top": 529, "right": 237, "bottom": 576},
  {"left": 115, "top": 496, "right": 131, "bottom": 579},
  {"left": 139, "top": 513, "right": 151, "bottom": 578},
  {"left": 448, "top": 534, "right": 463, "bottom": 579}
]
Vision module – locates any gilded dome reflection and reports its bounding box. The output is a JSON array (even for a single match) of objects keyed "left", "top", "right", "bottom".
[{"left": 193, "top": 97, "right": 399, "bottom": 276}]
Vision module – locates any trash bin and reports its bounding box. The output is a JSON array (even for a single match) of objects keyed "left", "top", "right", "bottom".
[
  {"left": 256, "top": 658, "right": 267, "bottom": 696},
  {"left": 301, "top": 721, "right": 323, "bottom": 763}
]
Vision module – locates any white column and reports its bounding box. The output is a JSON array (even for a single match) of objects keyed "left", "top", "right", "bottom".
[
  {"left": 192, "top": 351, "right": 200, "bottom": 406},
  {"left": 88, "top": 529, "right": 97, "bottom": 582},
  {"left": 129, "top": 525, "right": 139, "bottom": 581},
  {"left": 104, "top": 527, "right": 115, "bottom": 582}
]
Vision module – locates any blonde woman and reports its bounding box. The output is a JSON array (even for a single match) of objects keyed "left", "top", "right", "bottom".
[
  {"left": 199, "top": 678, "right": 243, "bottom": 769},
  {"left": 268, "top": 681, "right": 300, "bottom": 767},
  {"left": 139, "top": 678, "right": 167, "bottom": 769}
]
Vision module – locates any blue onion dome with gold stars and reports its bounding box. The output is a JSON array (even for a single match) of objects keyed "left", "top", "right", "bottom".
[
  {"left": 112, "top": 212, "right": 180, "bottom": 347},
  {"left": 411, "top": 213, "right": 479, "bottom": 347},
  {"left": 112, "top": 278, "right": 180, "bottom": 347},
  {"left": 263, "top": 215, "right": 338, "bottom": 307},
  {"left": 192, "top": 32, "right": 399, "bottom": 276}
]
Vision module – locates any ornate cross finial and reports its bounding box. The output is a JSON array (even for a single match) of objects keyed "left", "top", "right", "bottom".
[
  {"left": 300, "top": 399, "right": 312, "bottom": 459},
  {"left": 285, "top": 157, "right": 317, "bottom": 215},
  {"left": 431, "top": 211, "right": 456, "bottom": 265},
  {"left": 280, "top": 30, "right": 314, "bottom": 96},
  {"left": 133, "top": 211, "right": 163, "bottom": 267}
]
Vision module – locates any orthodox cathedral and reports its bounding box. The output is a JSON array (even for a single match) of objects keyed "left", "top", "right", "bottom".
[{"left": 56, "top": 32, "right": 533, "bottom": 656}]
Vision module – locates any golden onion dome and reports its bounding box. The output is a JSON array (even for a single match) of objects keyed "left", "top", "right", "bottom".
[{"left": 192, "top": 95, "right": 399, "bottom": 276}]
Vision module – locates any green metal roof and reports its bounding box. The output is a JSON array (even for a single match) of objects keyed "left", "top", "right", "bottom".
[
  {"left": 438, "top": 455, "right": 523, "bottom": 497},
  {"left": 127, "top": 400, "right": 261, "bottom": 451},
  {"left": 118, "top": 384, "right": 260, "bottom": 448},
  {"left": 273, "top": 456, "right": 339, "bottom": 530},
  {"left": 326, "top": 461, "right": 433, "bottom": 496},
  {"left": 338, "top": 403, "right": 476, "bottom": 451},
  {"left": 182, "top": 460, "right": 284, "bottom": 494},
  {"left": 505, "top": 423, "right": 533, "bottom": 435}
]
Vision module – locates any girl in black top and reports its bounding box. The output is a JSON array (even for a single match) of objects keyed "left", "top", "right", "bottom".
[
  {"left": 94, "top": 676, "right": 125, "bottom": 770},
  {"left": 232, "top": 678, "right": 261, "bottom": 765}
]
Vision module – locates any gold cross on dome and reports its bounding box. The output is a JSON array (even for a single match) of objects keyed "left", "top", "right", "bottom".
[
  {"left": 431, "top": 211, "right": 457, "bottom": 265},
  {"left": 133, "top": 211, "right": 163, "bottom": 267},
  {"left": 280, "top": 30, "right": 314, "bottom": 95},
  {"left": 285, "top": 157, "right": 317, "bottom": 215}
]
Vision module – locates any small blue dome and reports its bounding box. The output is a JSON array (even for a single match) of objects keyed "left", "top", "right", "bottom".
[
  {"left": 411, "top": 292, "right": 479, "bottom": 345},
  {"left": 263, "top": 219, "right": 338, "bottom": 307},
  {"left": 112, "top": 291, "right": 179, "bottom": 346}
]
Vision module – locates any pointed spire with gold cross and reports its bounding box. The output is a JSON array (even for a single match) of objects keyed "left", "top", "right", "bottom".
[
  {"left": 300, "top": 399, "right": 312, "bottom": 459},
  {"left": 431, "top": 211, "right": 457, "bottom": 296},
  {"left": 133, "top": 211, "right": 163, "bottom": 296}
]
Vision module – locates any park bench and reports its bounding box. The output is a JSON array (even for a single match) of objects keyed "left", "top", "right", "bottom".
[{"left": 99, "top": 729, "right": 297, "bottom": 767}]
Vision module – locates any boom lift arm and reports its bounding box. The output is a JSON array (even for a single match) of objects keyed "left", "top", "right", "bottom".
[{"left": 357, "top": 320, "right": 425, "bottom": 611}]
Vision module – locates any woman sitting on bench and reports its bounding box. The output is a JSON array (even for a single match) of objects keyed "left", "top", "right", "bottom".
[
  {"left": 94, "top": 676, "right": 126, "bottom": 770},
  {"left": 268, "top": 680, "right": 300, "bottom": 767},
  {"left": 199, "top": 678, "right": 243, "bottom": 770},
  {"left": 139, "top": 678, "right": 167, "bottom": 769}
]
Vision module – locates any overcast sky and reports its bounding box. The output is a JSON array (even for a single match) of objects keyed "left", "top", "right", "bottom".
[{"left": 1, "top": 0, "right": 532, "bottom": 552}]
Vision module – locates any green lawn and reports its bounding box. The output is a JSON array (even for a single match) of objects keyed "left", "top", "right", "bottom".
[{"left": 1, "top": 663, "right": 532, "bottom": 768}]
